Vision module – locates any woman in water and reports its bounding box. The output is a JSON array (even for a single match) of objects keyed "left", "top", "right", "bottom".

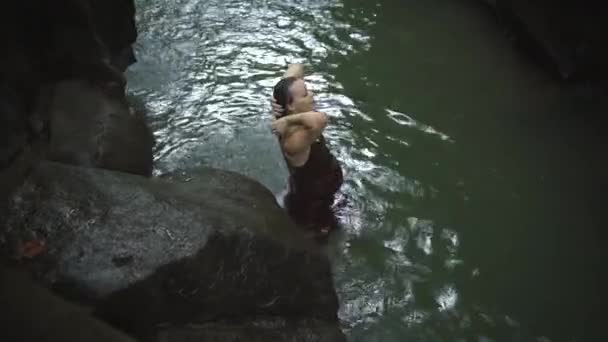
[{"left": 271, "top": 64, "right": 343, "bottom": 237}]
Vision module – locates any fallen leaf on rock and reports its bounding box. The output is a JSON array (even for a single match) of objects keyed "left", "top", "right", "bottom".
[{"left": 20, "top": 239, "right": 47, "bottom": 259}]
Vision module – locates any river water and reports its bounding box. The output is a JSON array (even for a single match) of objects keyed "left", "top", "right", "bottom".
[{"left": 126, "top": 0, "right": 607, "bottom": 340}]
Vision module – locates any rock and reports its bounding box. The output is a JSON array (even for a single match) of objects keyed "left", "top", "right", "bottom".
[
  {"left": 43, "top": 80, "right": 153, "bottom": 176},
  {"left": 157, "top": 318, "right": 347, "bottom": 342},
  {"left": 9, "top": 0, "right": 131, "bottom": 90},
  {"left": 485, "top": 0, "right": 608, "bottom": 80},
  {"left": 0, "top": 266, "right": 137, "bottom": 342},
  {"left": 0, "top": 81, "right": 44, "bottom": 208},
  {"left": 88, "top": 0, "right": 138, "bottom": 71},
  {"left": 0, "top": 161, "right": 342, "bottom": 340},
  {"left": 0, "top": 0, "right": 142, "bottom": 197},
  {"left": 0, "top": 85, "right": 29, "bottom": 170}
]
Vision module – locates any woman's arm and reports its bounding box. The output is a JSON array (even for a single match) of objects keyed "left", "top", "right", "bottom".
[
  {"left": 282, "top": 63, "right": 305, "bottom": 79},
  {"left": 272, "top": 111, "right": 327, "bottom": 155}
]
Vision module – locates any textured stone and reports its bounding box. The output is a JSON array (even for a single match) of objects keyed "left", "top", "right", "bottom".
[
  {"left": 0, "top": 266, "right": 137, "bottom": 342},
  {"left": 0, "top": 0, "right": 144, "bottom": 198},
  {"left": 44, "top": 80, "right": 153, "bottom": 176},
  {"left": 1, "top": 162, "right": 341, "bottom": 339},
  {"left": 157, "top": 318, "right": 347, "bottom": 342}
]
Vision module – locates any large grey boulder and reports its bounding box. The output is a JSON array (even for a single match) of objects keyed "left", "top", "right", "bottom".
[{"left": 1, "top": 162, "right": 342, "bottom": 341}]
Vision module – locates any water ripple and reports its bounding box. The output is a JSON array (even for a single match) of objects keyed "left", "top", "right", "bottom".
[{"left": 128, "top": 0, "right": 467, "bottom": 339}]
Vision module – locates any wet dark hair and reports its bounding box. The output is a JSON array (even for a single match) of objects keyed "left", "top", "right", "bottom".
[{"left": 273, "top": 77, "right": 298, "bottom": 117}]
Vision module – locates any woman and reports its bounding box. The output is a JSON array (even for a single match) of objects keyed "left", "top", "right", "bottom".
[{"left": 271, "top": 64, "right": 343, "bottom": 237}]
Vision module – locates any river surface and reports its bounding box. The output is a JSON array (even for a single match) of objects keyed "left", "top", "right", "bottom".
[{"left": 126, "top": 0, "right": 607, "bottom": 340}]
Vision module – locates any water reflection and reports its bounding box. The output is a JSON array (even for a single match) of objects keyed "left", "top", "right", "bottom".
[{"left": 387, "top": 109, "right": 453, "bottom": 142}]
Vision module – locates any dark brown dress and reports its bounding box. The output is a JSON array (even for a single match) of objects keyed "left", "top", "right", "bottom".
[{"left": 282, "top": 135, "right": 343, "bottom": 231}]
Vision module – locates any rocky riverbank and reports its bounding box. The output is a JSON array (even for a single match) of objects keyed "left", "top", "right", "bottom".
[{"left": 0, "top": 1, "right": 343, "bottom": 341}]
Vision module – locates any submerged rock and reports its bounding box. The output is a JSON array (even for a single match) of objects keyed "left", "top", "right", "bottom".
[{"left": 1, "top": 161, "right": 342, "bottom": 340}]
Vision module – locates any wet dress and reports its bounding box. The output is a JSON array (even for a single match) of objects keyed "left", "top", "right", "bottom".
[{"left": 282, "top": 135, "right": 343, "bottom": 230}]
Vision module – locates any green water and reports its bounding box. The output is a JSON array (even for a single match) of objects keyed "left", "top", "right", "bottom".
[{"left": 126, "top": 0, "right": 607, "bottom": 340}]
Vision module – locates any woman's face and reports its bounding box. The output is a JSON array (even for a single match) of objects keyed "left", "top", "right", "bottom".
[{"left": 288, "top": 79, "right": 315, "bottom": 113}]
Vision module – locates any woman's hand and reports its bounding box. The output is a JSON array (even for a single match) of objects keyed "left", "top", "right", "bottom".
[
  {"left": 271, "top": 117, "right": 289, "bottom": 137},
  {"left": 270, "top": 97, "right": 284, "bottom": 118},
  {"left": 283, "top": 63, "right": 305, "bottom": 79}
]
